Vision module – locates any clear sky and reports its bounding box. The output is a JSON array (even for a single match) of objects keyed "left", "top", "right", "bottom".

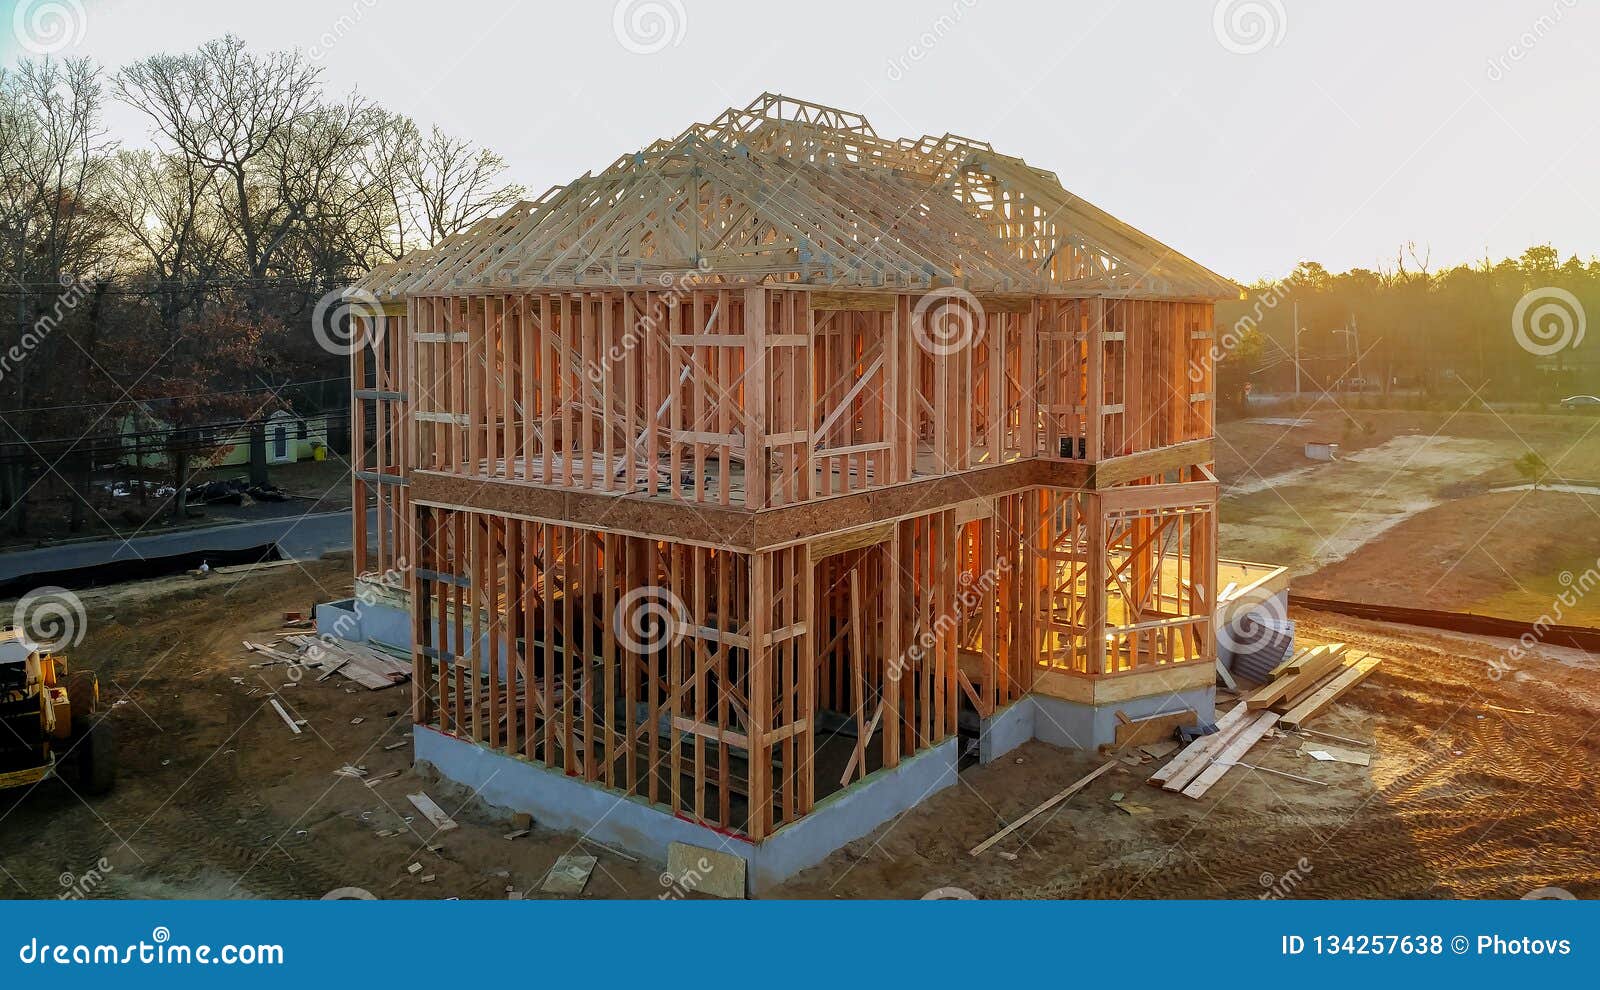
[{"left": 6, "top": 0, "right": 1598, "bottom": 282}]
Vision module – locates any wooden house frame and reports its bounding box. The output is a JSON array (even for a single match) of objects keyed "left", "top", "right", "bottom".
[{"left": 349, "top": 94, "right": 1235, "bottom": 843}]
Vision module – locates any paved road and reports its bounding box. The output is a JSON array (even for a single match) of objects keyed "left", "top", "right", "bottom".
[{"left": 0, "top": 508, "right": 373, "bottom": 583}]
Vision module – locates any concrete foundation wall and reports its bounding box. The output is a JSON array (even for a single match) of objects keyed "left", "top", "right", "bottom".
[
  {"left": 1032, "top": 685, "right": 1215, "bottom": 750},
  {"left": 331, "top": 597, "right": 1221, "bottom": 893},
  {"left": 414, "top": 726, "right": 958, "bottom": 893},
  {"left": 978, "top": 698, "right": 1036, "bottom": 764}
]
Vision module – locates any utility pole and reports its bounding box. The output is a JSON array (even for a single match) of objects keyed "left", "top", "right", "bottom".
[
  {"left": 1350, "top": 313, "right": 1363, "bottom": 386},
  {"left": 1293, "top": 301, "right": 1302, "bottom": 396}
]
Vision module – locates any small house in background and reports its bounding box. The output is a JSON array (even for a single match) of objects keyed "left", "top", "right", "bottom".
[
  {"left": 116, "top": 406, "right": 331, "bottom": 471},
  {"left": 1304, "top": 440, "right": 1339, "bottom": 461}
]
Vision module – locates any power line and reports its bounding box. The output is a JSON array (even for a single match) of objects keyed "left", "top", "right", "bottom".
[{"left": 0, "top": 377, "right": 346, "bottom": 415}]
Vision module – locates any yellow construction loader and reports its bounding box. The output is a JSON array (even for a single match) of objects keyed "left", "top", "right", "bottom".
[{"left": 0, "top": 628, "right": 114, "bottom": 793}]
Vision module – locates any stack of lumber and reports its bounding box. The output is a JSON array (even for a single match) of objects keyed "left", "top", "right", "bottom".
[
  {"left": 1149, "top": 644, "right": 1381, "bottom": 799},
  {"left": 1148, "top": 704, "right": 1278, "bottom": 799},
  {"left": 1243, "top": 644, "right": 1381, "bottom": 728},
  {"left": 281, "top": 634, "right": 411, "bottom": 690}
]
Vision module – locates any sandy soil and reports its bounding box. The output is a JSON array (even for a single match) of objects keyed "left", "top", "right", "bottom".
[
  {"left": 1296, "top": 490, "right": 1600, "bottom": 625},
  {"left": 4, "top": 562, "right": 1596, "bottom": 901},
  {"left": 773, "top": 609, "right": 1600, "bottom": 900},
  {"left": 1217, "top": 405, "right": 1600, "bottom": 619}
]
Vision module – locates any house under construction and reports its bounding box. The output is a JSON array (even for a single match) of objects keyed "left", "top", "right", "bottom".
[{"left": 338, "top": 94, "right": 1238, "bottom": 890}]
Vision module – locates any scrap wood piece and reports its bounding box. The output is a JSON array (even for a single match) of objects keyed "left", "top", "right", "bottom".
[
  {"left": 1301, "top": 741, "right": 1371, "bottom": 765},
  {"left": 540, "top": 853, "right": 597, "bottom": 895},
  {"left": 969, "top": 761, "right": 1115, "bottom": 857},
  {"left": 292, "top": 637, "right": 401, "bottom": 690},
  {"left": 244, "top": 641, "right": 304, "bottom": 665},
  {"left": 1273, "top": 656, "right": 1360, "bottom": 712},
  {"left": 1181, "top": 712, "right": 1281, "bottom": 799},
  {"left": 1139, "top": 740, "right": 1180, "bottom": 760},
  {"left": 1112, "top": 707, "right": 1196, "bottom": 750},
  {"left": 579, "top": 836, "right": 640, "bottom": 863},
  {"left": 407, "top": 792, "right": 459, "bottom": 833},
  {"left": 268, "top": 697, "right": 302, "bottom": 734},
  {"left": 1149, "top": 702, "right": 1248, "bottom": 787},
  {"left": 665, "top": 842, "right": 744, "bottom": 897},
  {"left": 1278, "top": 657, "right": 1381, "bottom": 728}
]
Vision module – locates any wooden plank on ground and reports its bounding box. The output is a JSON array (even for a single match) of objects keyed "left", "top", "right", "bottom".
[
  {"left": 970, "top": 761, "right": 1115, "bottom": 857},
  {"left": 269, "top": 697, "right": 302, "bottom": 734},
  {"left": 1149, "top": 703, "right": 1248, "bottom": 787},
  {"left": 1278, "top": 657, "right": 1381, "bottom": 728},
  {"left": 1181, "top": 712, "right": 1281, "bottom": 799},
  {"left": 407, "top": 792, "right": 459, "bottom": 832}
]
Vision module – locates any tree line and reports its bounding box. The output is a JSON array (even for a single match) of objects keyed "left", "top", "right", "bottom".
[
  {"left": 1215, "top": 245, "right": 1599, "bottom": 413},
  {"left": 0, "top": 35, "right": 522, "bottom": 535}
]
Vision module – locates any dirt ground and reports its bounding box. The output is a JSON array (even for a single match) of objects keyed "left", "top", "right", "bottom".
[
  {"left": 1216, "top": 404, "right": 1600, "bottom": 622},
  {"left": 774, "top": 610, "right": 1600, "bottom": 900},
  {"left": 3, "top": 559, "right": 1597, "bottom": 900},
  {"left": 0, "top": 556, "right": 664, "bottom": 901}
]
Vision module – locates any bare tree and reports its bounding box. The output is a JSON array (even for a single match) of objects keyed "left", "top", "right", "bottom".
[
  {"left": 116, "top": 35, "right": 332, "bottom": 300},
  {"left": 101, "top": 148, "right": 226, "bottom": 335},
  {"left": 405, "top": 123, "right": 523, "bottom": 247},
  {"left": 0, "top": 57, "right": 114, "bottom": 533}
]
